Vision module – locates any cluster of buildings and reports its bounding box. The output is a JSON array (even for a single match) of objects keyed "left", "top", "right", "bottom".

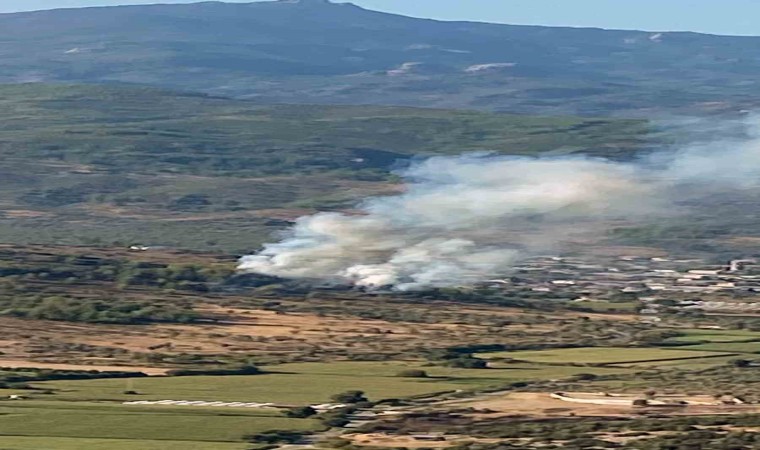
[{"left": 488, "top": 255, "right": 760, "bottom": 314}]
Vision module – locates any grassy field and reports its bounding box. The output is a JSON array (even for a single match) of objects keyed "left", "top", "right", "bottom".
[
  {"left": 0, "top": 401, "right": 316, "bottom": 445},
  {"left": 37, "top": 373, "right": 462, "bottom": 404},
  {"left": 477, "top": 347, "right": 735, "bottom": 365},
  {"left": 616, "top": 355, "right": 739, "bottom": 369},
  {"left": 0, "top": 436, "right": 249, "bottom": 450},
  {"left": 34, "top": 361, "right": 634, "bottom": 404},
  {"left": 0, "top": 360, "right": 637, "bottom": 448},
  {"left": 669, "top": 329, "right": 760, "bottom": 343},
  {"left": 275, "top": 361, "right": 631, "bottom": 385},
  {"left": 680, "top": 342, "right": 760, "bottom": 354}
]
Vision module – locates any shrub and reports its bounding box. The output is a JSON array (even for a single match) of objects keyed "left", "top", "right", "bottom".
[
  {"left": 445, "top": 357, "right": 488, "bottom": 369},
  {"left": 285, "top": 406, "right": 317, "bottom": 418},
  {"left": 731, "top": 359, "right": 752, "bottom": 368},
  {"left": 571, "top": 373, "right": 598, "bottom": 381},
  {"left": 166, "top": 365, "right": 261, "bottom": 377},
  {"left": 321, "top": 416, "right": 350, "bottom": 428},
  {"left": 396, "top": 369, "right": 428, "bottom": 378},
  {"left": 319, "top": 437, "right": 352, "bottom": 448},
  {"left": 244, "top": 430, "right": 307, "bottom": 445},
  {"left": 330, "top": 390, "right": 368, "bottom": 404}
]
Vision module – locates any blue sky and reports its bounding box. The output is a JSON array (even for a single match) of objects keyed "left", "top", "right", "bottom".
[{"left": 2, "top": 0, "right": 759, "bottom": 36}]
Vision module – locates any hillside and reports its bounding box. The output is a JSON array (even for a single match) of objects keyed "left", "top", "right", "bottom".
[
  {"left": 5, "top": 4, "right": 760, "bottom": 448},
  {"left": 0, "top": 84, "right": 647, "bottom": 251},
  {"left": 1, "top": 0, "right": 760, "bottom": 115}
]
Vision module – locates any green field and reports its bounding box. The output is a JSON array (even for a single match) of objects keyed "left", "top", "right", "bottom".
[
  {"left": 0, "top": 436, "right": 248, "bottom": 450},
  {"left": 616, "top": 355, "right": 738, "bottom": 369},
  {"left": 33, "top": 361, "right": 631, "bottom": 404},
  {"left": 681, "top": 342, "right": 760, "bottom": 354},
  {"left": 477, "top": 347, "right": 735, "bottom": 365},
  {"left": 669, "top": 329, "right": 760, "bottom": 343},
  {"left": 0, "top": 401, "right": 316, "bottom": 447},
  {"left": 0, "top": 360, "right": 639, "bottom": 447}
]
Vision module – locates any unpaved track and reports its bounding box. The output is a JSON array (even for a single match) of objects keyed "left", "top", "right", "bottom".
[{"left": 0, "top": 359, "right": 170, "bottom": 375}]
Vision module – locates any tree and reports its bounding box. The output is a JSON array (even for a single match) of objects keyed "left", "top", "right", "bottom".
[
  {"left": 285, "top": 406, "right": 317, "bottom": 418},
  {"left": 572, "top": 373, "right": 598, "bottom": 381},
  {"left": 731, "top": 359, "right": 751, "bottom": 368},
  {"left": 330, "top": 390, "right": 368, "bottom": 404},
  {"left": 244, "top": 430, "right": 305, "bottom": 445}
]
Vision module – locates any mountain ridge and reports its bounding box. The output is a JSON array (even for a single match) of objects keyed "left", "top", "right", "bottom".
[
  {"left": 1, "top": 1, "right": 759, "bottom": 115},
  {"left": 4, "top": 0, "right": 758, "bottom": 38}
]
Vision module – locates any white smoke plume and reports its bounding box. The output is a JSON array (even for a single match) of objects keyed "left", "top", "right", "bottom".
[{"left": 239, "top": 117, "right": 760, "bottom": 290}]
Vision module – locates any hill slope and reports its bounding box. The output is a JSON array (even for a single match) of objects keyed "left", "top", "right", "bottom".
[
  {"left": 0, "top": 84, "right": 647, "bottom": 251},
  {"left": 1, "top": 1, "right": 760, "bottom": 115}
]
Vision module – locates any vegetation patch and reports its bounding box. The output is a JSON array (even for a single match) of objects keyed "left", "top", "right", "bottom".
[
  {"left": 680, "top": 342, "right": 760, "bottom": 354},
  {"left": 0, "top": 436, "right": 248, "bottom": 450},
  {"left": 0, "top": 84, "right": 648, "bottom": 251},
  {"left": 478, "top": 347, "right": 735, "bottom": 365},
  {"left": 30, "top": 361, "right": 631, "bottom": 404},
  {"left": 0, "top": 402, "right": 317, "bottom": 444},
  {"left": 668, "top": 329, "right": 760, "bottom": 343}
]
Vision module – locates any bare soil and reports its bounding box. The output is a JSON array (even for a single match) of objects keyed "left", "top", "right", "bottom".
[
  {"left": 348, "top": 433, "right": 500, "bottom": 448},
  {"left": 460, "top": 392, "right": 760, "bottom": 419},
  {"left": 0, "top": 359, "right": 169, "bottom": 375}
]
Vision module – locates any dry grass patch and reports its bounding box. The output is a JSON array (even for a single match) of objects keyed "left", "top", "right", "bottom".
[{"left": 459, "top": 392, "right": 760, "bottom": 419}]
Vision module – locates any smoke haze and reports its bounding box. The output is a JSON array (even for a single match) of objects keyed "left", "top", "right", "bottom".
[{"left": 239, "top": 117, "right": 760, "bottom": 290}]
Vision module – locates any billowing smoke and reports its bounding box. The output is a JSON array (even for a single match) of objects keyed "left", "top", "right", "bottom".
[{"left": 239, "top": 117, "right": 760, "bottom": 290}]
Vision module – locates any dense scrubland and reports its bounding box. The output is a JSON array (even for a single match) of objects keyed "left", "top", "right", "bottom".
[{"left": 0, "top": 84, "right": 650, "bottom": 252}]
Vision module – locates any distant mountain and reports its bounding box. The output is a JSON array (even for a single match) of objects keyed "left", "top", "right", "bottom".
[{"left": 2, "top": 0, "right": 760, "bottom": 115}]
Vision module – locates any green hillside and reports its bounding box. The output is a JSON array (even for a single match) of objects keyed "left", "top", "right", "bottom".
[
  {"left": 0, "top": 84, "right": 648, "bottom": 251},
  {"left": 0, "top": 84, "right": 648, "bottom": 176}
]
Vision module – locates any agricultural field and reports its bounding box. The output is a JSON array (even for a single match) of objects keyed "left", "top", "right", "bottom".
[
  {"left": 0, "top": 401, "right": 308, "bottom": 449},
  {"left": 616, "top": 355, "right": 738, "bottom": 370},
  {"left": 668, "top": 329, "right": 760, "bottom": 343},
  {"left": 31, "top": 361, "right": 633, "bottom": 404},
  {"left": 0, "top": 437, "right": 247, "bottom": 450},
  {"left": 477, "top": 347, "right": 735, "bottom": 365},
  {"left": 0, "top": 359, "right": 640, "bottom": 448},
  {"left": 2, "top": 246, "right": 760, "bottom": 448},
  {"left": 0, "top": 402, "right": 314, "bottom": 440},
  {"left": 681, "top": 342, "right": 760, "bottom": 353}
]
